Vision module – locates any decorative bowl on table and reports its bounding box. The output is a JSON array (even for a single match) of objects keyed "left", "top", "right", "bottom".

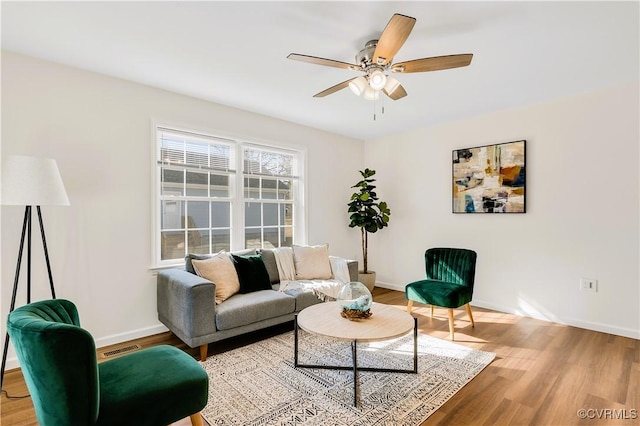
[{"left": 337, "top": 281, "right": 373, "bottom": 320}]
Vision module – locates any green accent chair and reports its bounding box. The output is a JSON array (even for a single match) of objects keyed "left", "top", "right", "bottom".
[
  {"left": 7, "top": 299, "right": 208, "bottom": 426},
  {"left": 405, "top": 248, "right": 477, "bottom": 341}
]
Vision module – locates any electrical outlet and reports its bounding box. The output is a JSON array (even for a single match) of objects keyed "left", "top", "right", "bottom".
[{"left": 580, "top": 278, "right": 598, "bottom": 292}]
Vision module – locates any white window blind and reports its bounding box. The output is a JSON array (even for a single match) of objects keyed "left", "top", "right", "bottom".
[{"left": 158, "top": 128, "right": 234, "bottom": 173}]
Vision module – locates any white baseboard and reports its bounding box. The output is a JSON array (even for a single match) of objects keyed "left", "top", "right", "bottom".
[
  {"left": 375, "top": 281, "right": 405, "bottom": 292},
  {"left": 376, "top": 282, "right": 640, "bottom": 340},
  {"left": 472, "top": 299, "right": 640, "bottom": 340},
  {"left": 564, "top": 318, "right": 640, "bottom": 340},
  {"left": 5, "top": 356, "right": 20, "bottom": 371},
  {"left": 4, "top": 323, "right": 170, "bottom": 371},
  {"left": 93, "top": 323, "right": 170, "bottom": 348}
]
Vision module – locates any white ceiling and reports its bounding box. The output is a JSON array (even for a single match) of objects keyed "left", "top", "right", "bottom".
[{"left": 2, "top": 1, "right": 638, "bottom": 141}]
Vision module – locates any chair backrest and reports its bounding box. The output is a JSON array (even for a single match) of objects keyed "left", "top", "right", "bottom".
[
  {"left": 425, "top": 248, "right": 477, "bottom": 289},
  {"left": 7, "top": 299, "right": 99, "bottom": 426}
]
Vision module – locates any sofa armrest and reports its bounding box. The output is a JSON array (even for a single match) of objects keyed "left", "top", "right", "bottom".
[
  {"left": 157, "top": 269, "right": 217, "bottom": 348},
  {"left": 346, "top": 260, "right": 359, "bottom": 282}
]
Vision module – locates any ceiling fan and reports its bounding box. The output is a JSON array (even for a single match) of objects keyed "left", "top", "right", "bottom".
[{"left": 287, "top": 13, "right": 473, "bottom": 101}]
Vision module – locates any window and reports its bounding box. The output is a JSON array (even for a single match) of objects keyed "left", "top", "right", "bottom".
[
  {"left": 154, "top": 127, "right": 303, "bottom": 265},
  {"left": 243, "top": 146, "right": 296, "bottom": 249}
]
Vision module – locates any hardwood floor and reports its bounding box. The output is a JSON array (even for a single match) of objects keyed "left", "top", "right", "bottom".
[{"left": 2, "top": 288, "right": 638, "bottom": 425}]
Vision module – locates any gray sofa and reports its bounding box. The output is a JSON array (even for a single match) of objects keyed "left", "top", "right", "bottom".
[{"left": 157, "top": 248, "right": 358, "bottom": 360}]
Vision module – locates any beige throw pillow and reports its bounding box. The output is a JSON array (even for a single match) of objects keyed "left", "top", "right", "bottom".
[
  {"left": 293, "top": 244, "right": 332, "bottom": 280},
  {"left": 192, "top": 252, "right": 240, "bottom": 304}
]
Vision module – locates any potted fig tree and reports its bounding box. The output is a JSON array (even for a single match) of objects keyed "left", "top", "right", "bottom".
[{"left": 347, "top": 168, "right": 391, "bottom": 292}]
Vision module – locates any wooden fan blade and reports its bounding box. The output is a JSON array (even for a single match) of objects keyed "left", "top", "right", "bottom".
[
  {"left": 287, "top": 53, "right": 362, "bottom": 71},
  {"left": 383, "top": 83, "right": 407, "bottom": 100},
  {"left": 313, "top": 78, "right": 356, "bottom": 98},
  {"left": 392, "top": 54, "right": 473, "bottom": 73},
  {"left": 373, "top": 14, "right": 416, "bottom": 66}
]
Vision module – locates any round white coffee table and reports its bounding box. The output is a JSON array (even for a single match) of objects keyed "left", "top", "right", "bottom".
[{"left": 294, "top": 301, "right": 418, "bottom": 407}]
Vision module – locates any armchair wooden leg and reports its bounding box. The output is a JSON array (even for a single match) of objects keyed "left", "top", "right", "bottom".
[
  {"left": 430, "top": 305, "right": 434, "bottom": 318},
  {"left": 190, "top": 412, "right": 204, "bottom": 426},
  {"left": 199, "top": 344, "right": 208, "bottom": 361},
  {"left": 447, "top": 309, "right": 455, "bottom": 341},
  {"left": 407, "top": 300, "right": 414, "bottom": 313},
  {"left": 465, "top": 303, "right": 475, "bottom": 328}
]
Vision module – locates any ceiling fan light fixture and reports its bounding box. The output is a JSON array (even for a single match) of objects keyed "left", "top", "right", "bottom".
[
  {"left": 384, "top": 76, "right": 401, "bottom": 94},
  {"left": 288, "top": 13, "right": 474, "bottom": 103},
  {"left": 348, "top": 76, "right": 367, "bottom": 96},
  {"left": 363, "top": 86, "right": 380, "bottom": 101},
  {"left": 368, "top": 69, "right": 387, "bottom": 90}
]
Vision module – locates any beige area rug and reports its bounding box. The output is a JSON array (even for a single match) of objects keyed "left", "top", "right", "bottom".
[{"left": 200, "top": 329, "right": 495, "bottom": 425}]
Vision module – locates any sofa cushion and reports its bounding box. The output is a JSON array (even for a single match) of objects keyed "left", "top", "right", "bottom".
[
  {"left": 283, "top": 287, "right": 324, "bottom": 312},
  {"left": 185, "top": 254, "right": 213, "bottom": 275},
  {"left": 191, "top": 252, "right": 240, "bottom": 304},
  {"left": 231, "top": 248, "right": 258, "bottom": 257},
  {"left": 258, "top": 249, "right": 280, "bottom": 284},
  {"left": 293, "top": 244, "right": 332, "bottom": 280},
  {"left": 215, "top": 291, "right": 295, "bottom": 331},
  {"left": 231, "top": 254, "right": 272, "bottom": 294},
  {"left": 185, "top": 249, "right": 257, "bottom": 275}
]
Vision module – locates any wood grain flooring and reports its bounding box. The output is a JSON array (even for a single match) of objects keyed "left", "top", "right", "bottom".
[{"left": 2, "top": 287, "right": 638, "bottom": 425}]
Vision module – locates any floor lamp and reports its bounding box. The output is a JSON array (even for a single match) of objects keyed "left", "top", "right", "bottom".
[{"left": 1, "top": 155, "right": 70, "bottom": 388}]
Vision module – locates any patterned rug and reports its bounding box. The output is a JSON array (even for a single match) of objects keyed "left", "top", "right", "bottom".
[{"left": 200, "top": 329, "right": 495, "bottom": 425}]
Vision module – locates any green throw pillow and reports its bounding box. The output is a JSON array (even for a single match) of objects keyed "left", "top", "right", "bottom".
[{"left": 231, "top": 254, "right": 272, "bottom": 294}]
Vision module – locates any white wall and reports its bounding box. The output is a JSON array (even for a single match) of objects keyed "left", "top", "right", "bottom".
[
  {"left": 1, "top": 51, "right": 363, "bottom": 368},
  {"left": 2, "top": 52, "right": 637, "bottom": 377},
  {"left": 365, "top": 82, "right": 640, "bottom": 339}
]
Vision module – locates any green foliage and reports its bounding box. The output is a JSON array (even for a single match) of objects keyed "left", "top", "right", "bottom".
[{"left": 347, "top": 168, "right": 391, "bottom": 273}]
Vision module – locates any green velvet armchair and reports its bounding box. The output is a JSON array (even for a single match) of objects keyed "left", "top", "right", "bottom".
[
  {"left": 7, "top": 299, "right": 209, "bottom": 426},
  {"left": 405, "top": 248, "right": 477, "bottom": 340}
]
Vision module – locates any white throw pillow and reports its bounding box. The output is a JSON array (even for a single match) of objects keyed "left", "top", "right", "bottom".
[
  {"left": 293, "top": 244, "right": 332, "bottom": 280},
  {"left": 329, "top": 256, "right": 351, "bottom": 283},
  {"left": 192, "top": 251, "right": 240, "bottom": 304}
]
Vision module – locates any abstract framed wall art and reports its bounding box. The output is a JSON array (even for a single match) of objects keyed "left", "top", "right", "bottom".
[{"left": 452, "top": 140, "right": 526, "bottom": 213}]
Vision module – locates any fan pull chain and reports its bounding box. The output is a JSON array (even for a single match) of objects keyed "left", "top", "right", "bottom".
[
  {"left": 373, "top": 97, "right": 376, "bottom": 121},
  {"left": 372, "top": 95, "right": 386, "bottom": 121}
]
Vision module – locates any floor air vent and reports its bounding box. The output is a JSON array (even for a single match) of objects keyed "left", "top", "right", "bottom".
[{"left": 102, "top": 344, "right": 142, "bottom": 358}]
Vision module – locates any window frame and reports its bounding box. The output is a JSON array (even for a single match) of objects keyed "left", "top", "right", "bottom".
[{"left": 151, "top": 123, "right": 306, "bottom": 268}]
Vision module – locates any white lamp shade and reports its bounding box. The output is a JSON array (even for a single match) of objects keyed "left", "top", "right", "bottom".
[
  {"left": 363, "top": 86, "right": 380, "bottom": 101},
  {"left": 2, "top": 155, "right": 70, "bottom": 206},
  {"left": 384, "top": 76, "right": 401, "bottom": 95},
  {"left": 368, "top": 69, "right": 387, "bottom": 90},
  {"left": 348, "top": 76, "right": 367, "bottom": 96}
]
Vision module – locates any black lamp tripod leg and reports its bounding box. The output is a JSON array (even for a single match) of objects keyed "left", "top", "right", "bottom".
[
  {"left": 1, "top": 207, "right": 31, "bottom": 389},
  {"left": 26, "top": 206, "right": 32, "bottom": 304}
]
